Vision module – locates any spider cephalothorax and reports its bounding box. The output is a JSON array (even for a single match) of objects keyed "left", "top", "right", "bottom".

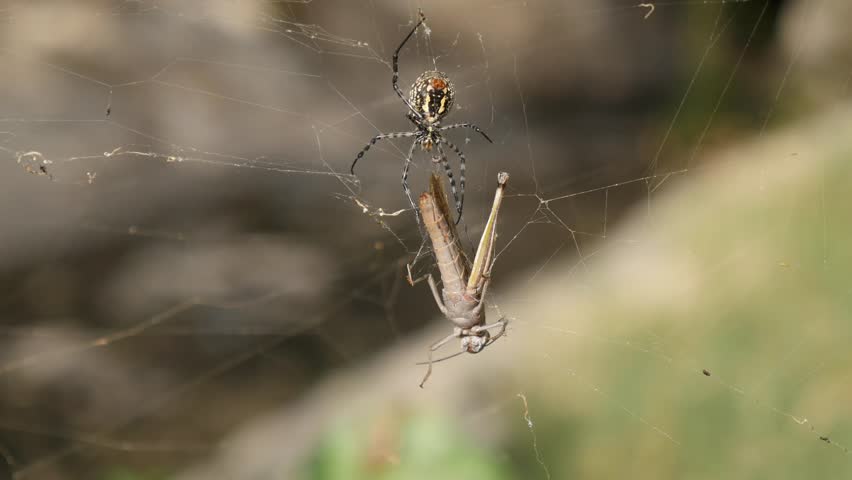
[
  {"left": 349, "top": 12, "right": 492, "bottom": 225},
  {"left": 409, "top": 71, "right": 454, "bottom": 125}
]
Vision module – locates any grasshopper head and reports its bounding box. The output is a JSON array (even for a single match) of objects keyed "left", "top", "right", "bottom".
[{"left": 461, "top": 331, "right": 490, "bottom": 353}]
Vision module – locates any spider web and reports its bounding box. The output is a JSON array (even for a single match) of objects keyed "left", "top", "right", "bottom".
[{"left": 1, "top": 0, "right": 850, "bottom": 479}]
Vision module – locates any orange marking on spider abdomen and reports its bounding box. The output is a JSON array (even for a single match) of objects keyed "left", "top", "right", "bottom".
[{"left": 430, "top": 78, "right": 447, "bottom": 90}]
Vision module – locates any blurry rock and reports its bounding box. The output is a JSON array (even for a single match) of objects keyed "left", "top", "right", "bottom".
[{"left": 101, "top": 232, "right": 335, "bottom": 322}]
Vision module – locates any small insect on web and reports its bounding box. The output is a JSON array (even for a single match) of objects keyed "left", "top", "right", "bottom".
[
  {"left": 408, "top": 172, "right": 509, "bottom": 387},
  {"left": 349, "top": 9, "right": 493, "bottom": 226}
]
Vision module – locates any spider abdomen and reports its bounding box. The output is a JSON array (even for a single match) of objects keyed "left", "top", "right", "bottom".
[{"left": 409, "top": 70, "right": 454, "bottom": 123}]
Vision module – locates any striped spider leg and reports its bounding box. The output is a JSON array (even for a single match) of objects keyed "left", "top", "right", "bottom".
[{"left": 407, "top": 172, "right": 509, "bottom": 387}]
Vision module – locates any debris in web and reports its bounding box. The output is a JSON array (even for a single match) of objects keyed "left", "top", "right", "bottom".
[
  {"left": 16, "top": 150, "right": 54, "bottom": 180},
  {"left": 638, "top": 3, "right": 656, "bottom": 19}
]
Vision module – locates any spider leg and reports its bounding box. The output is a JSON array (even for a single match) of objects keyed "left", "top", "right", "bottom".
[
  {"left": 402, "top": 139, "right": 421, "bottom": 225},
  {"left": 439, "top": 137, "right": 468, "bottom": 225},
  {"left": 407, "top": 113, "right": 420, "bottom": 127},
  {"left": 393, "top": 13, "right": 426, "bottom": 117},
  {"left": 438, "top": 122, "right": 493, "bottom": 144},
  {"left": 350, "top": 131, "right": 417, "bottom": 175},
  {"left": 435, "top": 142, "right": 463, "bottom": 224},
  {"left": 420, "top": 329, "right": 460, "bottom": 388}
]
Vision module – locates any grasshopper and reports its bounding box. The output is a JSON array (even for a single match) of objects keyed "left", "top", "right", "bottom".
[{"left": 408, "top": 172, "right": 509, "bottom": 387}]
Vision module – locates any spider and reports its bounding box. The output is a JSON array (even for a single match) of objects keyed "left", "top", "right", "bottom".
[{"left": 349, "top": 11, "right": 492, "bottom": 225}]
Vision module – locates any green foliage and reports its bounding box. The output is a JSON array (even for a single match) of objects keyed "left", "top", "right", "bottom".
[
  {"left": 306, "top": 413, "right": 512, "bottom": 480},
  {"left": 500, "top": 114, "right": 852, "bottom": 479}
]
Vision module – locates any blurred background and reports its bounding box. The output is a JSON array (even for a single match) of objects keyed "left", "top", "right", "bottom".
[{"left": 2, "top": 0, "right": 852, "bottom": 479}]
